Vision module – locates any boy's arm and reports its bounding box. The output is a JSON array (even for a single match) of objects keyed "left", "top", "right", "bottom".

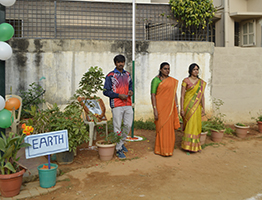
[
  {"left": 103, "top": 75, "right": 119, "bottom": 98},
  {"left": 128, "top": 75, "right": 133, "bottom": 92}
]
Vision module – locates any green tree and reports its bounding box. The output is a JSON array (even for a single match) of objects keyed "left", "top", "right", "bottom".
[{"left": 169, "top": 0, "right": 216, "bottom": 38}]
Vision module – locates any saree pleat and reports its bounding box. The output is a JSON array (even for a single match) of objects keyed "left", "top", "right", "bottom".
[
  {"left": 181, "top": 78, "right": 206, "bottom": 152},
  {"left": 154, "top": 77, "right": 180, "bottom": 156}
]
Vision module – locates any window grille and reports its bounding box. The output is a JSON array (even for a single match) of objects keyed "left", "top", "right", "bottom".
[{"left": 5, "top": 0, "right": 211, "bottom": 42}]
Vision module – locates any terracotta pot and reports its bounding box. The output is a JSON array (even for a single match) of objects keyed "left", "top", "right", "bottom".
[
  {"left": 234, "top": 124, "right": 250, "bottom": 138},
  {"left": 258, "top": 121, "right": 262, "bottom": 133},
  {"left": 200, "top": 132, "right": 208, "bottom": 145},
  {"left": 0, "top": 168, "right": 26, "bottom": 197},
  {"left": 211, "top": 130, "right": 224, "bottom": 142},
  {"left": 96, "top": 140, "right": 116, "bottom": 161}
]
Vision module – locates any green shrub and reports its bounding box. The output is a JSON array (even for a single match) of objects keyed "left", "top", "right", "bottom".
[
  {"left": 224, "top": 127, "right": 234, "bottom": 135},
  {"left": 19, "top": 82, "right": 45, "bottom": 119},
  {"left": 134, "top": 119, "right": 156, "bottom": 130},
  {"left": 169, "top": 0, "right": 216, "bottom": 30},
  {"left": 235, "top": 123, "right": 246, "bottom": 127}
]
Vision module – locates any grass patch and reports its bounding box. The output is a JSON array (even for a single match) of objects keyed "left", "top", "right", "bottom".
[
  {"left": 225, "top": 127, "right": 234, "bottom": 135},
  {"left": 201, "top": 142, "right": 220, "bottom": 149},
  {"left": 129, "top": 156, "right": 140, "bottom": 160},
  {"left": 57, "top": 178, "right": 70, "bottom": 182},
  {"left": 133, "top": 119, "right": 155, "bottom": 130}
]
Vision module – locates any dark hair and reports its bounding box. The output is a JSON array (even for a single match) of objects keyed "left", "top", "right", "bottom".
[
  {"left": 159, "top": 62, "right": 170, "bottom": 77},
  {"left": 188, "top": 63, "right": 200, "bottom": 78},
  {"left": 114, "top": 54, "right": 125, "bottom": 64}
]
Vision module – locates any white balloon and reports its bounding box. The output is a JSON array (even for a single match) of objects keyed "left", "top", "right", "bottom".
[
  {"left": 0, "top": 41, "right": 12, "bottom": 61},
  {"left": 0, "top": 95, "right": 5, "bottom": 111},
  {"left": 0, "top": 0, "right": 16, "bottom": 7}
]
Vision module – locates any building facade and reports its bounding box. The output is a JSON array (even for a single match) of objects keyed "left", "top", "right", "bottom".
[{"left": 213, "top": 0, "right": 262, "bottom": 47}]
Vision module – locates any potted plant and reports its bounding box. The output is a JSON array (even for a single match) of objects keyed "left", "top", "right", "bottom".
[
  {"left": 75, "top": 66, "right": 104, "bottom": 99},
  {"left": 54, "top": 102, "right": 89, "bottom": 164},
  {"left": 204, "top": 99, "right": 226, "bottom": 143},
  {"left": 37, "top": 163, "right": 58, "bottom": 188},
  {"left": 234, "top": 123, "right": 250, "bottom": 138},
  {"left": 0, "top": 131, "right": 31, "bottom": 197},
  {"left": 25, "top": 102, "right": 89, "bottom": 164},
  {"left": 19, "top": 82, "right": 46, "bottom": 120},
  {"left": 96, "top": 131, "right": 122, "bottom": 161},
  {"left": 200, "top": 121, "right": 209, "bottom": 145},
  {"left": 24, "top": 66, "right": 105, "bottom": 164},
  {"left": 251, "top": 110, "right": 262, "bottom": 133}
]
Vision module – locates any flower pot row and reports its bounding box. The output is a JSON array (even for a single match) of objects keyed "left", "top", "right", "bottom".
[
  {"left": 200, "top": 122, "right": 256, "bottom": 145},
  {"left": 0, "top": 163, "right": 58, "bottom": 198},
  {"left": 200, "top": 130, "right": 224, "bottom": 145}
]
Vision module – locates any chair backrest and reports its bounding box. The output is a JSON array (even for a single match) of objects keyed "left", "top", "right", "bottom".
[
  {"left": 5, "top": 94, "right": 22, "bottom": 122},
  {"left": 77, "top": 97, "right": 107, "bottom": 122}
]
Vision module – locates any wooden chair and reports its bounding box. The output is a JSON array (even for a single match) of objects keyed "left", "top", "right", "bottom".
[
  {"left": 77, "top": 97, "right": 108, "bottom": 146},
  {"left": 45, "top": 102, "right": 53, "bottom": 110},
  {"left": 5, "top": 94, "right": 22, "bottom": 134}
]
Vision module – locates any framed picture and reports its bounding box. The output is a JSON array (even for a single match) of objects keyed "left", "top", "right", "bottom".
[{"left": 77, "top": 97, "right": 107, "bottom": 122}]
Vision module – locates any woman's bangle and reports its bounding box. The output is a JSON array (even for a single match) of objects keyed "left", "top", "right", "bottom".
[
  {"left": 153, "top": 106, "right": 156, "bottom": 109},
  {"left": 176, "top": 105, "right": 179, "bottom": 107}
]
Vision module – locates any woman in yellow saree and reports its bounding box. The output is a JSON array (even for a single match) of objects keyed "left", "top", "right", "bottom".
[
  {"left": 180, "top": 63, "right": 206, "bottom": 152},
  {"left": 151, "top": 62, "right": 180, "bottom": 156}
]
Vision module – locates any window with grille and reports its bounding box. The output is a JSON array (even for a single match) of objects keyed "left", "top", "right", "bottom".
[{"left": 6, "top": 19, "right": 23, "bottom": 38}]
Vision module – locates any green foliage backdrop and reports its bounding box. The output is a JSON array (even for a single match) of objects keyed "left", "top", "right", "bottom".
[{"left": 169, "top": 0, "right": 216, "bottom": 29}]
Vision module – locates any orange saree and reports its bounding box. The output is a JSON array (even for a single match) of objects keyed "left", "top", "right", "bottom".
[{"left": 154, "top": 77, "right": 180, "bottom": 156}]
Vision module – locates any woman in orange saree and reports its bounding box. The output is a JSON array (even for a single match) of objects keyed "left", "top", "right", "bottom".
[
  {"left": 151, "top": 62, "right": 180, "bottom": 156},
  {"left": 180, "top": 63, "right": 206, "bottom": 152}
]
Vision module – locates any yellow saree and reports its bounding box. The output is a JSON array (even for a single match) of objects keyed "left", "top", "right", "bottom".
[
  {"left": 154, "top": 77, "right": 180, "bottom": 156},
  {"left": 181, "top": 78, "right": 206, "bottom": 152}
]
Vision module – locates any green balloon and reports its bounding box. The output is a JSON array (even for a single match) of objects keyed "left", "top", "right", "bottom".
[
  {"left": 0, "top": 109, "right": 13, "bottom": 128},
  {"left": 0, "top": 23, "right": 14, "bottom": 42}
]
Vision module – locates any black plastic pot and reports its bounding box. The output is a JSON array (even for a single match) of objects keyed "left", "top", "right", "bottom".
[{"left": 56, "top": 151, "right": 74, "bottom": 165}]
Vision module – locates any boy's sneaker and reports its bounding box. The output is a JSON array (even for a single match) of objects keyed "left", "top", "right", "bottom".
[
  {"left": 116, "top": 150, "right": 126, "bottom": 159},
  {"left": 122, "top": 144, "right": 128, "bottom": 153}
]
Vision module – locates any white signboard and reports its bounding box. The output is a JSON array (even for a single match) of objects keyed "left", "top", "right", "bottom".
[{"left": 24, "top": 130, "right": 69, "bottom": 159}]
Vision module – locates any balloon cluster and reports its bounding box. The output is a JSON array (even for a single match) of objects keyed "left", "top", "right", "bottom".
[
  {"left": 0, "top": 95, "right": 21, "bottom": 128},
  {"left": 0, "top": 0, "right": 16, "bottom": 60}
]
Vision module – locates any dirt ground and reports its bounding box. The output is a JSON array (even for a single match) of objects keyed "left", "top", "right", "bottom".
[{"left": 26, "top": 124, "right": 262, "bottom": 200}]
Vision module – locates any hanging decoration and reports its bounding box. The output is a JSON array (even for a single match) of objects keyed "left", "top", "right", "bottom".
[
  {"left": 4, "top": 97, "right": 20, "bottom": 111},
  {"left": 0, "top": 41, "right": 12, "bottom": 60},
  {"left": 0, "top": 95, "right": 5, "bottom": 111},
  {"left": 0, "top": 0, "right": 16, "bottom": 7},
  {"left": 0, "top": 23, "right": 14, "bottom": 41},
  {"left": 0, "top": 108, "right": 13, "bottom": 128}
]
